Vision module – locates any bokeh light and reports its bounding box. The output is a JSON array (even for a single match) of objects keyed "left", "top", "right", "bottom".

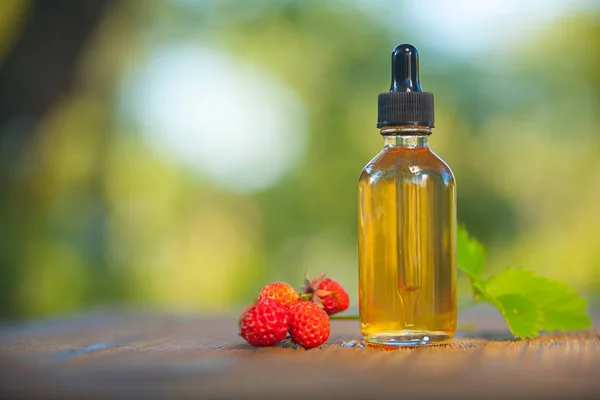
[{"left": 120, "top": 44, "right": 308, "bottom": 193}]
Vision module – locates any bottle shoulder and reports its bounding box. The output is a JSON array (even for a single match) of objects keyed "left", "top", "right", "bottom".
[
  {"left": 429, "top": 149, "right": 456, "bottom": 181},
  {"left": 359, "top": 147, "right": 455, "bottom": 186}
]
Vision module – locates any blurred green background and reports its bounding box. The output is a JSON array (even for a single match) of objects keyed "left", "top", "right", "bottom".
[{"left": 1, "top": 0, "right": 599, "bottom": 320}]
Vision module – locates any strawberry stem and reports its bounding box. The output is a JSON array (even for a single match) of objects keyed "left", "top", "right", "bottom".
[
  {"left": 299, "top": 293, "right": 312, "bottom": 301},
  {"left": 329, "top": 315, "right": 359, "bottom": 320}
]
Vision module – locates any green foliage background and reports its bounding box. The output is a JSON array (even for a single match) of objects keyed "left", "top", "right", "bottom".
[{"left": 0, "top": 0, "right": 599, "bottom": 319}]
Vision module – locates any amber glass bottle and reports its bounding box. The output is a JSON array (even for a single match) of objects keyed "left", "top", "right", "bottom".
[{"left": 358, "top": 44, "right": 457, "bottom": 346}]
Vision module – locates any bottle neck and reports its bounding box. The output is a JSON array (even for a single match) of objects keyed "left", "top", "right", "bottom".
[{"left": 380, "top": 127, "right": 431, "bottom": 148}]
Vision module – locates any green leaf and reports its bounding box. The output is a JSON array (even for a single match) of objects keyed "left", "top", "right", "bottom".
[
  {"left": 455, "top": 227, "right": 591, "bottom": 339},
  {"left": 484, "top": 268, "right": 591, "bottom": 334},
  {"left": 457, "top": 225, "right": 486, "bottom": 281},
  {"left": 491, "top": 294, "right": 542, "bottom": 338}
]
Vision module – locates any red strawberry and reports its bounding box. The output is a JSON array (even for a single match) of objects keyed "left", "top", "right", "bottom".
[
  {"left": 240, "top": 298, "right": 288, "bottom": 347},
  {"left": 288, "top": 301, "right": 330, "bottom": 349},
  {"left": 238, "top": 302, "right": 255, "bottom": 337},
  {"left": 258, "top": 282, "right": 300, "bottom": 310},
  {"left": 303, "top": 273, "right": 350, "bottom": 315}
]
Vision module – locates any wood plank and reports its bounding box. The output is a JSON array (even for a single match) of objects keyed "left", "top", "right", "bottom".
[{"left": 0, "top": 307, "right": 598, "bottom": 399}]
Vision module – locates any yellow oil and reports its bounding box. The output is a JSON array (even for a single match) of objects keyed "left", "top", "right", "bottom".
[{"left": 358, "top": 134, "right": 457, "bottom": 346}]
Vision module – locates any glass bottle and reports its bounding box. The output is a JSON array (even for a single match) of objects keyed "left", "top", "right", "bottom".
[{"left": 358, "top": 44, "right": 457, "bottom": 346}]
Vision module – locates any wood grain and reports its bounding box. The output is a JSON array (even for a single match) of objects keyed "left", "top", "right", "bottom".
[{"left": 0, "top": 306, "right": 598, "bottom": 399}]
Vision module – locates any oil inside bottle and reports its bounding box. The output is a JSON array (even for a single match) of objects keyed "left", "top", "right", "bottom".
[{"left": 358, "top": 134, "right": 457, "bottom": 346}]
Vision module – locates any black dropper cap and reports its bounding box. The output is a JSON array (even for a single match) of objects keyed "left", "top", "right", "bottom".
[{"left": 377, "top": 44, "right": 435, "bottom": 128}]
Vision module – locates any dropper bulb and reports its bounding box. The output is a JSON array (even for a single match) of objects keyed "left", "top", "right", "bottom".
[{"left": 390, "top": 44, "right": 422, "bottom": 93}]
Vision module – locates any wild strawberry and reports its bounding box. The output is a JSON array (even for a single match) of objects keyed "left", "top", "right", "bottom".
[
  {"left": 303, "top": 273, "right": 350, "bottom": 315},
  {"left": 288, "top": 301, "right": 330, "bottom": 349},
  {"left": 258, "top": 282, "right": 300, "bottom": 310},
  {"left": 240, "top": 298, "right": 288, "bottom": 347},
  {"left": 238, "top": 302, "right": 255, "bottom": 338}
]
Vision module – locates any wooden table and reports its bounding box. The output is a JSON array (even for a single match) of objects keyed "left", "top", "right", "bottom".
[{"left": 1, "top": 305, "right": 598, "bottom": 399}]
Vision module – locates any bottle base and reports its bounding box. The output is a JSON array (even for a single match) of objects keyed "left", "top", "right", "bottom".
[{"left": 363, "top": 330, "right": 452, "bottom": 347}]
